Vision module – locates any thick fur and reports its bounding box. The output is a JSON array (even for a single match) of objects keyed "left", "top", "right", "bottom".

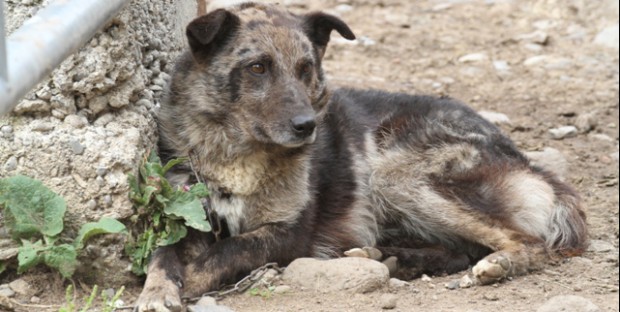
[{"left": 134, "top": 3, "right": 587, "bottom": 311}]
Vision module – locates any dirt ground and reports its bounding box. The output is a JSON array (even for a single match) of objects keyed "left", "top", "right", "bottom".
[{"left": 2, "top": 0, "right": 619, "bottom": 311}]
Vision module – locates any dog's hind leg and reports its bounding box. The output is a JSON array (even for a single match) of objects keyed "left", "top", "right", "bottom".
[{"left": 376, "top": 246, "right": 472, "bottom": 280}]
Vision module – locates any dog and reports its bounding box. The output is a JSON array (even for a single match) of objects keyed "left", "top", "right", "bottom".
[{"left": 134, "top": 2, "right": 588, "bottom": 311}]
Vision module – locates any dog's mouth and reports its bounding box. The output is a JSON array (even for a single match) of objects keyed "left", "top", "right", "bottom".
[{"left": 251, "top": 123, "right": 317, "bottom": 148}]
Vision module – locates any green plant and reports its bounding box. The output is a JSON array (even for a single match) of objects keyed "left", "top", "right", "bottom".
[
  {"left": 248, "top": 285, "right": 276, "bottom": 299},
  {"left": 126, "top": 151, "right": 211, "bottom": 275},
  {"left": 0, "top": 175, "right": 127, "bottom": 278},
  {"left": 58, "top": 284, "right": 125, "bottom": 312}
]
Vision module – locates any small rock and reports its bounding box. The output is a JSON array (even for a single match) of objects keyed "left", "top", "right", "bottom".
[
  {"left": 459, "top": 274, "right": 475, "bottom": 288},
  {"left": 362, "top": 247, "right": 383, "bottom": 260},
  {"left": 589, "top": 133, "right": 614, "bottom": 142},
  {"left": 8, "top": 279, "right": 31, "bottom": 296},
  {"left": 611, "top": 151, "right": 619, "bottom": 161},
  {"left": 458, "top": 53, "right": 489, "bottom": 63},
  {"left": 64, "top": 115, "right": 88, "bottom": 129},
  {"left": 421, "top": 274, "right": 432, "bottom": 282},
  {"left": 382, "top": 256, "right": 398, "bottom": 276},
  {"left": 68, "top": 139, "right": 85, "bottom": 155},
  {"left": 483, "top": 292, "right": 500, "bottom": 301},
  {"left": 445, "top": 279, "right": 460, "bottom": 290},
  {"left": 524, "top": 55, "right": 572, "bottom": 70},
  {"left": 515, "top": 30, "right": 549, "bottom": 45},
  {"left": 493, "top": 60, "right": 511, "bottom": 72},
  {"left": 188, "top": 296, "right": 234, "bottom": 312},
  {"left": 478, "top": 110, "right": 511, "bottom": 125},
  {"left": 525, "top": 147, "right": 568, "bottom": 180},
  {"left": 524, "top": 43, "right": 544, "bottom": 52},
  {"left": 575, "top": 112, "right": 597, "bottom": 133},
  {"left": 30, "top": 120, "right": 55, "bottom": 132},
  {"left": 4, "top": 156, "right": 18, "bottom": 171},
  {"left": 0, "top": 285, "right": 15, "bottom": 298},
  {"left": 431, "top": 3, "right": 453, "bottom": 11},
  {"left": 30, "top": 296, "right": 40, "bottom": 303},
  {"left": 13, "top": 99, "right": 51, "bottom": 114},
  {"left": 358, "top": 36, "right": 376, "bottom": 47},
  {"left": 593, "top": 24, "right": 619, "bottom": 50},
  {"left": 344, "top": 248, "right": 369, "bottom": 258},
  {"left": 549, "top": 126, "right": 578, "bottom": 140},
  {"left": 0, "top": 125, "right": 13, "bottom": 135},
  {"left": 334, "top": 4, "right": 353, "bottom": 13},
  {"left": 537, "top": 295, "right": 600, "bottom": 312},
  {"left": 388, "top": 278, "right": 409, "bottom": 289},
  {"left": 273, "top": 285, "right": 291, "bottom": 294},
  {"left": 102, "top": 288, "right": 115, "bottom": 299},
  {"left": 282, "top": 257, "right": 389, "bottom": 293},
  {"left": 587, "top": 240, "right": 614, "bottom": 253},
  {"left": 379, "top": 293, "right": 398, "bottom": 309},
  {"left": 86, "top": 199, "right": 97, "bottom": 210}
]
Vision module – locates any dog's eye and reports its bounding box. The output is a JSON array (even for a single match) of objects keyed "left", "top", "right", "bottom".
[
  {"left": 301, "top": 63, "right": 312, "bottom": 75},
  {"left": 249, "top": 63, "right": 266, "bottom": 75}
]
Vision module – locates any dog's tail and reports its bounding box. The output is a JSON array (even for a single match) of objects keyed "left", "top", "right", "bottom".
[{"left": 538, "top": 169, "right": 589, "bottom": 255}]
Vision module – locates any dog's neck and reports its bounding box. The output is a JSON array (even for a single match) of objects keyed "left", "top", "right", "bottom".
[{"left": 187, "top": 125, "right": 312, "bottom": 197}]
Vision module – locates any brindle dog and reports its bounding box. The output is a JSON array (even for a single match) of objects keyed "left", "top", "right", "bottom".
[{"left": 134, "top": 3, "right": 587, "bottom": 311}]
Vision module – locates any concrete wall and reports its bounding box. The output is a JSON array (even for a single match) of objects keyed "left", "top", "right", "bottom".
[{"left": 0, "top": 0, "right": 197, "bottom": 284}]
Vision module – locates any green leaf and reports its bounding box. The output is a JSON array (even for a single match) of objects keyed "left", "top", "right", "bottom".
[
  {"left": 0, "top": 175, "right": 66, "bottom": 239},
  {"left": 43, "top": 244, "right": 78, "bottom": 278},
  {"left": 17, "top": 240, "right": 45, "bottom": 274},
  {"left": 189, "top": 183, "right": 210, "bottom": 198},
  {"left": 162, "top": 157, "right": 187, "bottom": 174},
  {"left": 74, "top": 217, "right": 127, "bottom": 250},
  {"left": 156, "top": 220, "right": 187, "bottom": 246},
  {"left": 164, "top": 192, "right": 212, "bottom": 232}
]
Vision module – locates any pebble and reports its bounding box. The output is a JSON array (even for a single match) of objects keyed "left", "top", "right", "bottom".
[
  {"left": 575, "top": 112, "right": 597, "bottom": 133},
  {"left": 344, "top": 248, "right": 369, "bottom": 258},
  {"left": 86, "top": 199, "right": 97, "bottom": 210},
  {"left": 64, "top": 114, "right": 88, "bottom": 129},
  {"left": 549, "top": 126, "right": 578, "bottom": 140},
  {"left": 611, "top": 151, "right": 619, "bottom": 161},
  {"left": 8, "top": 279, "right": 31, "bottom": 296},
  {"left": 382, "top": 256, "right": 398, "bottom": 276},
  {"left": 478, "top": 110, "right": 511, "bottom": 126},
  {"left": 421, "top": 274, "right": 432, "bottom": 282},
  {"left": 445, "top": 279, "right": 460, "bottom": 290},
  {"left": 0, "top": 125, "right": 13, "bottom": 135},
  {"left": 334, "top": 4, "right": 353, "bottom": 13},
  {"left": 587, "top": 240, "right": 614, "bottom": 253},
  {"left": 458, "top": 53, "right": 489, "bottom": 63},
  {"left": 362, "top": 247, "right": 382, "bottom": 260},
  {"left": 4, "top": 156, "right": 18, "bottom": 171},
  {"left": 188, "top": 296, "right": 236, "bottom": 312},
  {"left": 379, "top": 293, "right": 398, "bottom": 309},
  {"left": 493, "top": 60, "right": 511, "bottom": 72},
  {"left": 537, "top": 295, "right": 600, "bottom": 312},
  {"left": 102, "top": 288, "right": 115, "bottom": 299},
  {"left": 0, "top": 284, "right": 15, "bottom": 298},
  {"left": 30, "top": 296, "right": 40, "bottom": 303},
  {"left": 30, "top": 120, "right": 55, "bottom": 132},
  {"left": 459, "top": 274, "right": 475, "bottom": 288},
  {"left": 483, "top": 292, "right": 500, "bottom": 301},
  {"left": 388, "top": 278, "right": 409, "bottom": 289},
  {"left": 68, "top": 139, "right": 85, "bottom": 155},
  {"left": 515, "top": 30, "right": 549, "bottom": 44},
  {"left": 593, "top": 23, "right": 619, "bottom": 50},
  {"left": 524, "top": 43, "right": 544, "bottom": 52},
  {"left": 589, "top": 133, "right": 614, "bottom": 142}
]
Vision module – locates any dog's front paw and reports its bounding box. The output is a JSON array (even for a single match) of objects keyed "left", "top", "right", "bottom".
[
  {"left": 472, "top": 253, "right": 512, "bottom": 285},
  {"left": 133, "top": 282, "right": 182, "bottom": 312}
]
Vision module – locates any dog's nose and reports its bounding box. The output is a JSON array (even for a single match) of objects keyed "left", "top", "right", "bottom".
[{"left": 290, "top": 115, "right": 316, "bottom": 137}]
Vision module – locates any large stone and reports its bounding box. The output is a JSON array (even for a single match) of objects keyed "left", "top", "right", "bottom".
[{"left": 282, "top": 257, "right": 389, "bottom": 293}]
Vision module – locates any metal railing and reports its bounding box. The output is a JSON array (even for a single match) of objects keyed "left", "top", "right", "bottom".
[{"left": 0, "top": 0, "right": 129, "bottom": 116}]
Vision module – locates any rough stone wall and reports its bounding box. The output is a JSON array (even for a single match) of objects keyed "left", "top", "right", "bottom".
[{"left": 1, "top": 0, "right": 196, "bottom": 283}]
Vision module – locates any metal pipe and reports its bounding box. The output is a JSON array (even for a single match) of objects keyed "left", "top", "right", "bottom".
[
  {"left": 1, "top": 2, "right": 7, "bottom": 82},
  {"left": 0, "top": 0, "right": 129, "bottom": 116}
]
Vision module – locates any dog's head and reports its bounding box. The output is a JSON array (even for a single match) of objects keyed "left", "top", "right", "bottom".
[{"left": 179, "top": 2, "right": 355, "bottom": 148}]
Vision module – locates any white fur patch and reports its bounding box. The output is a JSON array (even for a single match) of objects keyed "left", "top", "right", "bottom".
[
  {"left": 211, "top": 193, "right": 246, "bottom": 237},
  {"left": 504, "top": 171, "right": 555, "bottom": 240}
]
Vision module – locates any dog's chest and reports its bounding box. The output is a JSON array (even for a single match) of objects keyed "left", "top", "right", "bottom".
[{"left": 209, "top": 191, "right": 246, "bottom": 237}]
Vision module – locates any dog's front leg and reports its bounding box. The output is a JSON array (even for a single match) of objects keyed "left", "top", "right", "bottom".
[
  {"left": 134, "top": 245, "right": 184, "bottom": 312},
  {"left": 183, "top": 222, "right": 306, "bottom": 297}
]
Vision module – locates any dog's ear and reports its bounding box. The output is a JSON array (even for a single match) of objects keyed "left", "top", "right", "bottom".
[
  {"left": 186, "top": 9, "right": 240, "bottom": 62},
  {"left": 303, "top": 12, "right": 355, "bottom": 57}
]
